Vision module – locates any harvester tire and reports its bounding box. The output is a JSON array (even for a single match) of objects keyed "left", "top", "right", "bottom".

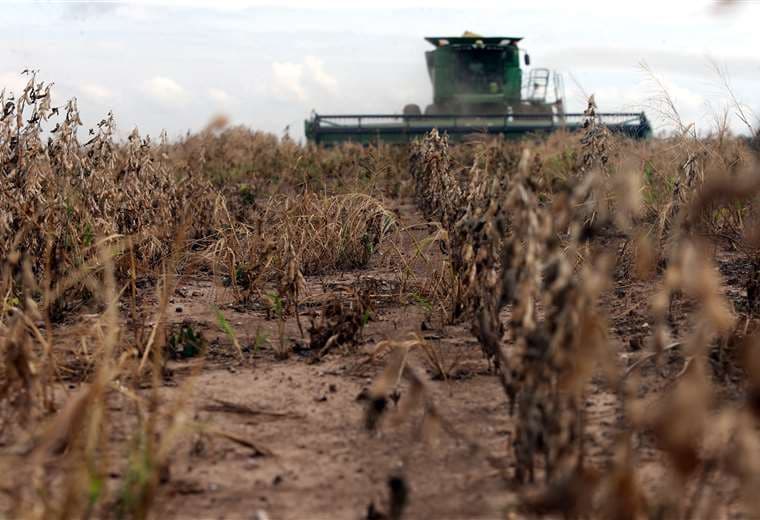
[
  {"left": 424, "top": 104, "right": 442, "bottom": 115},
  {"left": 403, "top": 104, "right": 422, "bottom": 116}
]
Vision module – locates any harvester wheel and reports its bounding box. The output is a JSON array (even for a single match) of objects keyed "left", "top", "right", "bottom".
[
  {"left": 424, "top": 104, "right": 442, "bottom": 115},
  {"left": 403, "top": 104, "right": 422, "bottom": 116}
]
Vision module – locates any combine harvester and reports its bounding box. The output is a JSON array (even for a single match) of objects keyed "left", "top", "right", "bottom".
[{"left": 305, "top": 33, "right": 651, "bottom": 145}]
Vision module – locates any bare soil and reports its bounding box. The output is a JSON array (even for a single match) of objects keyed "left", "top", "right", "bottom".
[{"left": 6, "top": 200, "right": 754, "bottom": 519}]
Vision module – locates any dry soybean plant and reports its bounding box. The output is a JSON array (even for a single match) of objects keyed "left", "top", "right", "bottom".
[
  {"left": 405, "top": 96, "right": 760, "bottom": 517},
  {"left": 0, "top": 75, "right": 220, "bottom": 518},
  {"left": 1, "top": 74, "right": 216, "bottom": 310}
]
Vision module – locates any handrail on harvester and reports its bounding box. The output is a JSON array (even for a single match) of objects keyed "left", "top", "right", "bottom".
[
  {"left": 312, "top": 112, "right": 647, "bottom": 124},
  {"left": 313, "top": 112, "right": 646, "bottom": 119}
]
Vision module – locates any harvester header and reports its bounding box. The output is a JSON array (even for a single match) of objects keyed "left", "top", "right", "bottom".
[{"left": 305, "top": 33, "right": 651, "bottom": 145}]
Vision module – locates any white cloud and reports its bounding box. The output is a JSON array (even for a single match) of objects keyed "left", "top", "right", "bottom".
[
  {"left": 142, "top": 76, "right": 189, "bottom": 105},
  {"left": 208, "top": 87, "right": 235, "bottom": 105},
  {"left": 271, "top": 57, "right": 338, "bottom": 102},
  {"left": 304, "top": 56, "right": 338, "bottom": 93},
  {"left": 80, "top": 83, "right": 113, "bottom": 101},
  {"left": 62, "top": 2, "right": 151, "bottom": 21},
  {"left": 63, "top": 2, "right": 120, "bottom": 20},
  {"left": 271, "top": 61, "right": 306, "bottom": 101}
]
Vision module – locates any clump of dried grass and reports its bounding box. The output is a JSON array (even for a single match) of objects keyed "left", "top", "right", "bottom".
[
  {"left": 202, "top": 191, "right": 396, "bottom": 306},
  {"left": 308, "top": 288, "right": 370, "bottom": 357},
  {"left": 276, "top": 192, "right": 397, "bottom": 275}
]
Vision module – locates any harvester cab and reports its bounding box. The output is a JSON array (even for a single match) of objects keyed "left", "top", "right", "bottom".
[
  {"left": 305, "top": 34, "right": 651, "bottom": 145},
  {"left": 416, "top": 36, "right": 525, "bottom": 116}
]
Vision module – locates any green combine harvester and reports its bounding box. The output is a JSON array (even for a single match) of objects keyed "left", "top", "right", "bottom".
[{"left": 304, "top": 34, "right": 652, "bottom": 145}]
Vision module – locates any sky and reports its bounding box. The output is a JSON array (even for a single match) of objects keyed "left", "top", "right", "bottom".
[{"left": 1, "top": 0, "right": 759, "bottom": 141}]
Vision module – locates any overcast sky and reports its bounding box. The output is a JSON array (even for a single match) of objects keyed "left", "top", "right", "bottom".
[{"left": 2, "top": 0, "right": 759, "bottom": 141}]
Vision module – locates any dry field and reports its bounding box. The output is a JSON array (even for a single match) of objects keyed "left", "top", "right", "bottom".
[{"left": 2, "top": 74, "right": 760, "bottom": 519}]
